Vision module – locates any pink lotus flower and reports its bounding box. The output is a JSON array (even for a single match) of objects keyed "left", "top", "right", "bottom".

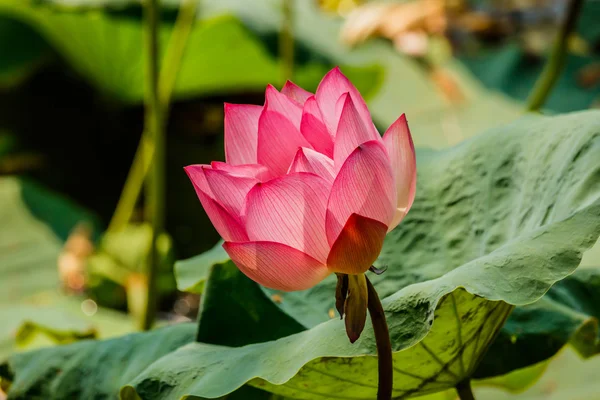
[{"left": 185, "top": 67, "right": 416, "bottom": 292}]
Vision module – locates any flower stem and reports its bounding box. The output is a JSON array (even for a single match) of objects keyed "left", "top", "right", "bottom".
[
  {"left": 526, "top": 0, "right": 585, "bottom": 112},
  {"left": 366, "top": 277, "right": 393, "bottom": 400},
  {"left": 142, "top": 0, "right": 163, "bottom": 331},
  {"left": 456, "top": 379, "right": 475, "bottom": 400}
]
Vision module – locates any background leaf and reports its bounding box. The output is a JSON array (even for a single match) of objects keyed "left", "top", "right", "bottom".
[
  {"left": 175, "top": 239, "right": 227, "bottom": 294},
  {"left": 0, "top": 323, "right": 195, "bottom": 399},
  {"left": 0, "top": 16, "right": 49, "bottom": 88},
  {"left": 0, "top": 177, "right": 134, "bottom": 361}
]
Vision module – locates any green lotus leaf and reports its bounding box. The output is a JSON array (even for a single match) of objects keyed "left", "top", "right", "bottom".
[
  {"left": 174, "top": 246, "right": 600, "bottom": 391},
  {"left": 130, "top": 111, "right": 600, "bottom": 399},
  {"left": 0, "top": 323, "right": 195, "bottom": 399}
]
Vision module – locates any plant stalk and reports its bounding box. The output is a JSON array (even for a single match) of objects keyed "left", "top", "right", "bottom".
[
  {"left": 107, "top": 0, "right": 197, "bottom": 234},
  {"left": 455, "top": 379, "right": 475, "bottom": 400},
  {"left": 159, "top": 0, "right": 198, "bottom": 116},
  {"left": 526, "top": 0, "right": 585, "bottom": 112},
  {"left": 107, "top": 136, "right": 153, "bottom": 233},
  {"left": 280, "top": 0, "right": 294, "bottom": 81},
  {"left": 142, "top": 0, "right": 164, "bottom": 331},
  {"left": 366, "top": 277, "right": 393, "bottom": 400}
]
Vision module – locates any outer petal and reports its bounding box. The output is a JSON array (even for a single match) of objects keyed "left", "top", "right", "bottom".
[
  {"left": 244, "top": 173, "right": 330, "bottom": 263},
  {"left": 333, "top": 94, "right": 381, "bottom": 170},
  {"left": 203, "top": 168, "right": 257, "bottom": 218},
  {"left": 224, "top": 104, "right": 262, "bottom": 165},
  {"left": 264, "top": 84, "right": 302, "bottom": 128},
  {"left": 383, "top": 114, "right": 417, "bottom": 231},
  {"left": 257, "top": 109, "right": 312, "bottom": 176},
  {"left": 288, "top": 147, "right": 335, "bottom": 184},
  {"left": 210, "top": 162, "right": 269, "bottom": 182},
  {"left": 327, "top": 214, "right": 387, "bottom": 274},
  {"left": 184, "top": 166, "right": 248, "bottom": 242},
  {"left": 281, "top": 81, "right": 313, "bottom": 105},
  {"left": 184, "top": 164, "right": 211, "bottom": 192},
  {"left": 223, "top": 241, "right": 330, "bottom": 291},
  {"left": 315, "top": 67, "right": 378, "bottom": 137},
  {"left": 300, "top": 96, "right": 334, "bottom": 157},
  {"left": 326, "top": 140, "right": 396, "bottom": 245}
]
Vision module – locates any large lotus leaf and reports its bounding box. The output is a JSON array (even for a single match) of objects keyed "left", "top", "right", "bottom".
[
  {"left": 0, "top": 0, "right": 382, "bottom": 103},
  {"left": 0, "top": 323, "right": 196, "bottom": 399},
  {"left": 175, "top": 247, "right": 600, "bottom": 392},
  {"left": 129, "top": 111, "right": 600, "bottom": 399},
  {"left": 0, "top": 320, "right": 275, "bottom": 400},
  {"left": 0, "top": 177, "right": 133, "bottom": 361},
  {"left": 120, "top": 288, "right": 511, "bottom": 399}
]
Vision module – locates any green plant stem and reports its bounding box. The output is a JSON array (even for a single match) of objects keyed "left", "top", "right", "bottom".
[
  {"left": 366, "top": 277, "right": 393, "bottom": 400},
  {"left": 526, "top": 0, "right": 585, "bottom": 112},
  {"left": 455, "top": 379, "right": 475, "bottom": 400},
  {"left": 107, "top": 137, "right": 153, "bottom": 233},
  {"left": 280, "top": 0, "right": 294, "bottom": 81},
  {"left": 159, "top": 0, "right": 197, "bottom": 116},
  {"left": 142, "top": 0, "right": 163, "bottom": 331},
  {"left": 107, "top": 0, "right": 197, "bottom": 234}
]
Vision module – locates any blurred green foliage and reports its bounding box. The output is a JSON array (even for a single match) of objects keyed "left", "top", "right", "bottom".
[
  {"left": 1, "top": 0, "right": 600, "bottom": 399},
  {"left": 0, "top": 16, "right": 49, "bottom": 88},
  {"left": 0, "top": 177, "right": 134, "bottom": 360}
]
